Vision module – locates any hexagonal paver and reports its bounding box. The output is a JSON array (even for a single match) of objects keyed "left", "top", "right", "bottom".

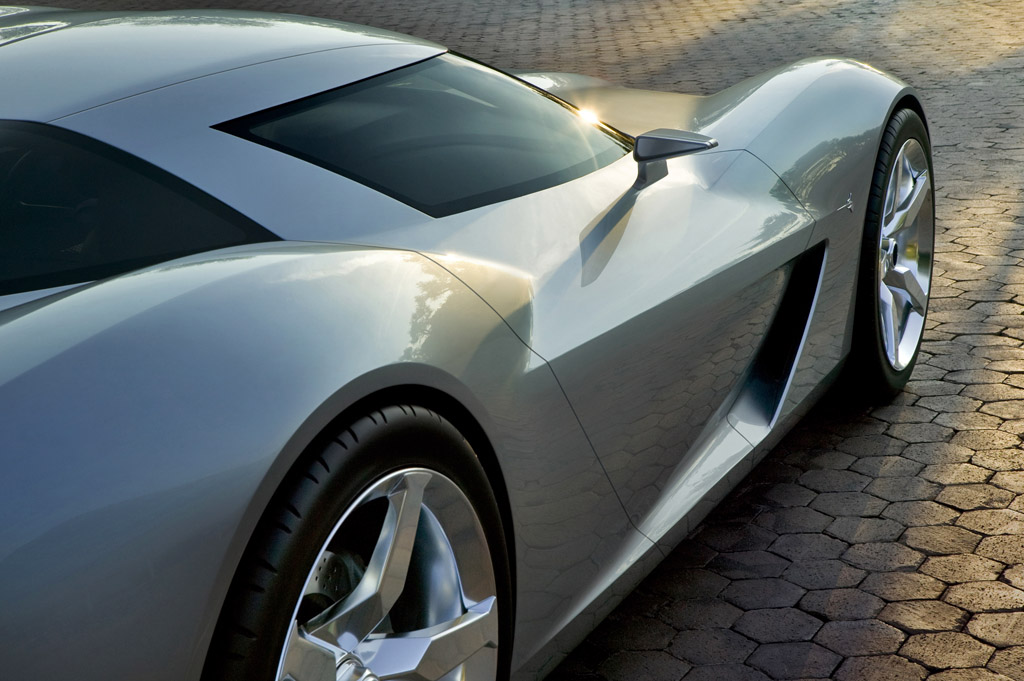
[
  {"left": 754, "top": 507, "right": 833, "bottom": 534},
  {"left": 957, "top": 509, "right": 1024, "bottom": 535},
  {"left": 696, "top": 524, "right": 778, "bottom": 552},
  {"left": 860, "top": 571, "right": 947, "bottom": 601},
  {"left": 798, "top": 469, "right": 871, "bottom": 493},
  {"left": 902, "top": 525, "right": 982, "bottom": 555},
  {"left": 850, "top": 455, "right": 926, "bottom": 478},
  {"left": 800, "top": 588, "right": 884, "bottom": 621},
  {"left": 657, "top": 598, "right": 742, "bottom": 630},
  {"left": 720, "top": 578, "right": 806, "bottom": 610},
  {"left": 926, "top": 669, "right": 1015, "bottom": 681},
  {"left": 768, "top": 533, "right": 848, "bottom": 561},
  {"left": 680, "top": 665, "right": 771, "bottom": 681},
  {"left": 968, "top": 612, "right": 1024, "bottom": 647},
  {"left": 733, "top": 608, "right": 823, "bottom": 643},
  {"left": 903, "top": 442, "right": 974, "bottom": 465},
  {"left": 781, "top": 559, "right": 866, "bottom": 590},
  {"left": 826, "top": 517, "right": 905, "bottom": 543},
  {"left": 833, "top": 654, "right": 927, "bottom": 681},
  {"left": 668, "top": 628, "right": 755, "bottom": 666},
  {"left": 989, "top": 647, "right": 1024, "bottom": 679},
  {"left": 878, "top": 599, "right": 969, "bottom": 633},
  {"left": 647, "top": 569, "right": 730, "bottom": 600},
  {"left": 921, "top": 554, "right": 1006, "bottom": 583},
  {"left": 810, "top": 492, "right": 888, "bottom": 517},
  {"left": 596, "top": 650, "right": 690, "bottom": 681},
  {"left": 882, "top": 500, "right": 960, "bottom": 526},
  {"left": 976, "top": 536, "right": 1024, "bottom": 564},
  {"left": 842, "top": 542, "right": 925, "bottom": 571},
  {"left": 864, "top": 477, "right": 942, "bottom": 502},
  {"left": 899, "top": 632, "right": 994, "bottom": 668},
  {"left": 814, "top": 619, "right": 905, "bottom": 656},
  {"left": 945, "top": 581, "right": 1024, "bottom": 612},
  {"left": 936, "top": 484, "right": 1015, "bottom": 510},
  {"left": 705, "top": 550, "right": 791, "bottom": 580},
  {"left": 921, "top": 463, "right": 992, "bottom": 485},
  {"left": 589, "top": 615, "right": 676, "bottom": 651},
  {"left": 746, "top": 642, "right": 841, "bottom": 679}
]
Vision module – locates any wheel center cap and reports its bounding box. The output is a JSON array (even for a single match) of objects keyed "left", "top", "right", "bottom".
[{"left": 337, "top": 652, "right": 378, "bottom": 681}]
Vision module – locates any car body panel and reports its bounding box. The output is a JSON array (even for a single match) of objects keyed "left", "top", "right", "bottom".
[{"left": 0, "top": 243, "right": 645, "bottom": 680}]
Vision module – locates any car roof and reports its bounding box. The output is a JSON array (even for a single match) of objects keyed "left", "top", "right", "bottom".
[{"left": 0, "top": 6, "right": 441, "bottom": 121}]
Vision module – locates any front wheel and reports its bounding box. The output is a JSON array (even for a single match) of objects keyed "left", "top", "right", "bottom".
[
  {"left": 203, "top": 405, "right": 510, "bottom": 681},
  {"left": 848, "top": 108, "right": 935, "bottom": 399}
]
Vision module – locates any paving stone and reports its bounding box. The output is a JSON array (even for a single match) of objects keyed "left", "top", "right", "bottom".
[
  {"left": 810, "top": 492, "right": 888, "bottom": 517},
  {"left": 696, "top": 524, "right": 779, "bottom": 552},
  {"left": 887, "top": 422, "right": 954, "bottom": 443},
  {"left": 882, "top": 501, "right": 960, "bottom": 526},
  {"left": 1003, "top": 566, "right": 1024, "bottom": 590},
  {"left": 843, "top": 542, "right": 925, "bottom": 571},
  {"left": 836, "top": 435, "right": 907, "bottom": 457},
  {"left": 967, "top": 613, "right": 1024, "bottom": 647},
  {"left": 989, "top": 647, "right": 1024, "bottom": 680},
  {"left": 597, "top": 650, "right": 690, "bottom": 681},
  {"left": 764, "top": 483, "right": 817, "bottom": 508},
  {"left": 648, "top": 568, "right": 730, "bottom": 600},
  {"left": 878, "top": 599, "right": 968, "bottom": 633},
  {"left": 814, "top": 619, "right": 905, "bottom": 656},
  {"left": 990, "top": 471, "right": 1024, "bottom": 493},
  {"left": 921, "top": 464, "right": 993, "bottom": 485},
  {"left": 926, "top": 669, "right": 1014, "bottom": 681},
  {"left": 872, "top": 405, "right": 937, "bottom": 423},
  {"left": 806, "top": 451, "right": 857, "bottom": 470},
  {"left": 956, "top": 509, "right": 1024, "bottom": 535},
  {"left": 720, "top": 578, "right": 806, "bottom": 610},
  {"left": 769, "top": 534, "right": 848, "bottom": 562},
  {"left": 666, "top": 542, "right": 719, "bottom": 569},
  {"left": 902, "top": 524, "right": 981, "bottom": 555},
  {"left": 755, "top": 507, "right": 833, "bottom": 534},
  {"left": 680, "top": 665, "right": 771, "bottom": 681},
  {"left": 826, "top": 517, "right": 905, "bottom": 543},
  {"left": 903, "top": 442, "right": 975, "bottom": 464},
  {"left": 906, "top": 380, "right": 963, "bottom": 397},
  {"left": 705, "top": 550, "right": 791, "bottom": 580},
  {"left": 936, "top": 484, "right": 1015, "bottom": 510},
  {"left": 590, "top": 615, "right": 677, "bottom": 651},
  {"left": 899, "top": 632, "right": 994, "bottom": 668},
  {"left": 781, "top": 560, "right": 866, "bottom": 590},
  {"left": 864, "top": 477, "right": 941, "bottom": 502},
  {"left": 799, "top": 588, "right": 884, "bottom": 620},
  {"left": 833, "top": 654, "right": 927, "bottom": 681},
  {"left": 733, "top": 608, "right": 823, "bottom": 643},
  {"left": 934, "top": 411, "right": 1006, "bottom": 431},
  {"left": 917, "top": 395, "right": 983, "bottom": 412},
  {"left": 977, "top": 536, "right": 1024, "bottom": 564},
  {"left": 745, "top": 642, "right": 841, "bottom": 679},
  {"left": 944, "top": 581, "right": 1024, "bottom": 612},
  {"left": 658, "top": 598, "right": 742, "bottom": 631},
  {"left": 668, "top": 628, "right": 755, "bottom": 666},
  {"left": 850, "top": 456, "right": 925, "bottom": 478},
  {"left": 860, "top": 572, "right": 947, "bottom": 601},
  {"left": 951, "top": 430, "right": 1022, "bottom": 450},
  {"left": 798, "top": 469, "right": 871, "bottom": 493},
  {"left": 921, "top": 554, "right": 1006, "bottom": 583},
  {"left": 980, "top": 400, "right": 1024, "bottom": 419}
]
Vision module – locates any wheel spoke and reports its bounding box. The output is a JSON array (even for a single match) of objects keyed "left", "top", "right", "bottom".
[
  {"left": 306, "top": 471, "right": 432, "bottom": 650},
  {"left": 882, "top": 167, "right": 929, "bottom": 238},
  {"left": 359, "top": 597, "right": 499, "bottom": 681},
  {"left": 884, "top": 265, "right": 928, "bottom": 314},
  {"left": 278, "top": 622, "right": 342, "bottom": 681},
  {"left": 878, "top": 283, "right": 900, "bottom": 364}
]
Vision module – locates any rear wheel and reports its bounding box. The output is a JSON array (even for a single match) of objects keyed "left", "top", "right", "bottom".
[
  {"left": 203, "top": 405, "right": 510, "bottom": 681},
  {"left": 848, "top": 108, "right": 935, "bottom": 399}
]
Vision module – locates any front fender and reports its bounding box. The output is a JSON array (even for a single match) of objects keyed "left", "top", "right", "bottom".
[{"left": 0, "top": 241, "right": 617, "bottom": 680}]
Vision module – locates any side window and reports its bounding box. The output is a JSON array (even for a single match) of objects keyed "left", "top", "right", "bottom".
[
  {"left": 0, "top": 121, "right": 276, "bottom": 296},
  {"left": 218, "top": 53, "right": 631, "bottom": 218}
]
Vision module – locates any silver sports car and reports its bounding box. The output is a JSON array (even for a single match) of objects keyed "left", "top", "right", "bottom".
[{"left": 0, "top": 7, "right": 934, "bottom": 681}]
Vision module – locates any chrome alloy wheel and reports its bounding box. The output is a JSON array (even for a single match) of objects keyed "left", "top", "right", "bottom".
[
  {"left": 877, "top": 137, "right": 933, "bottom": 371},
  {"left": 275, "top": 468, "right": 498, "bottom": 681}
]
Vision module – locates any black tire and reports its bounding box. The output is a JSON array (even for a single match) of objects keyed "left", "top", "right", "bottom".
[
  {"left": 847, "top": 107, "right": 935, "bottom": 400},
  {"left": 202, "top": 405, "right": 512, "bottom": 681}
]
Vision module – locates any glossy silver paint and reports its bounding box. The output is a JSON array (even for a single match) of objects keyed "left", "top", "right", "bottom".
[{"left": 0, "top": 7, "right": 928, "bottom": 681}]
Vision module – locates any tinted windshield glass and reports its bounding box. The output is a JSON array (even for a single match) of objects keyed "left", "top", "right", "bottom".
[
  {"left": 221, "top": 53, "right": 631, "bottom": 217},
  {"left": 0, "top": 122, "right": 276, "bottom": 296}
]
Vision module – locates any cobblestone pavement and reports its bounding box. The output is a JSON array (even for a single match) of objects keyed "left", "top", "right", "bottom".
[{"left": 60, "top": 0, "right": 1024, "bottom": 678}]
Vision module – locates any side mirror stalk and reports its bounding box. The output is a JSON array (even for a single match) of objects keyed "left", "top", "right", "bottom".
[{"left": 633, "top": 129, "right": 718, "bottom": 188}]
